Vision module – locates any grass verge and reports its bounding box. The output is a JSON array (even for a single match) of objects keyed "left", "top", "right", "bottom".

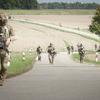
[
  {"left": 7, "top": 52, "right": 36, "bottom": 78},
  {"left": 72, "top": 52, "right": 100, "bottom": 65},
  {"left": 0, "top": 9, "right": 95, "bottom": 15}
]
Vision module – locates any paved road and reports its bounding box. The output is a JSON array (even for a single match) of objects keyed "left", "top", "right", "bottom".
[{"left": 0, "top": 52, "right": 100, "bottom": 100}]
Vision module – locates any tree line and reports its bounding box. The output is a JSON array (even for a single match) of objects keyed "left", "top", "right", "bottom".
[
  {"left": 0, "top": 0, "right": 38, "bottom": 9},
  {"left": 40, "top": 2, "right": 99, "bottom": 9},
  {"left": 0, "top": 0, "right": 99, "bottom": 9}
]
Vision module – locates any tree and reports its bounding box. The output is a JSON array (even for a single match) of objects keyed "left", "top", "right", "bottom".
[
  {"left": 0, "top": 0, "right": 16, "bottom": 9},
  {"left": 0, "top": 0, "right": 39, "bottom": 9},
  {"left": 40, "top": 2, "right": 99, "bottom": 9},
  {"left": 89, "top": 6, "right": 100, "bottom": 35}
]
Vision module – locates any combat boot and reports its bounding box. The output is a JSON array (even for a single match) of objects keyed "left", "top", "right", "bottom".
[{"left": 0, "top": 75, "right": 4, "bottom": 86}]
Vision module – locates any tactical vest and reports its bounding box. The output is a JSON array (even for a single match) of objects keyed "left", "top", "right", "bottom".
[
  {"left": 48, "top": 46, "right": 55, "bottom": 54},
  {"left": 37, "top": 48, "right": 42, "bottom": 54}
]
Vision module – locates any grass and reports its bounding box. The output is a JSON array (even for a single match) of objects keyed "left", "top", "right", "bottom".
[
  {"left": 7, "top": 51, "right": 36, "bottom": 78},
  {"left": 0, "top": 9, "right": 96, "bottom": 15},
  {"left": 72, "top": 52, "right": 100, "bottom": 65},
  {"left": 72, "top": 53, "right": 80, "bottom": 61}
]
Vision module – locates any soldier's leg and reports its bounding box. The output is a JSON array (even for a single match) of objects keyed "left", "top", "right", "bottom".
[
  {"left": 51, "top": 54, "right": 55, "bottom": 64},
  {"left": 0, "top": 51, "right": 3, "bottom": 76},
  {"left": 51, "top": 54, "right": 53, "bottom": 64},
  {"left": 52, "top": 55, "right": 54, "bottom": 64},
  {"left": 81, "top": 55, "right": 84, "bottom": 63},
  {"left": 80, "top": 55, "right": 83, "bottom": 63},
  {"left": 0, "top": 59, "right": 3, "bottom": 75},
  {"left": 0, "top": 57, "right": 3, "bottom": 79},
  {"left": 80, "top": 55, "right": 82, "bottom": 63},
  {"left": 48, "top": 54, "right": 51, "bottom": 63},
  {"left": 38, "top": 55, "right": 41, "bottom": 61},
  {"left": 1, "top": 51, "right": 9, "bottom": 82},
  {"left": 0, "top": 56, "right": 6, "bottom": 86},
  {"left": 39, "top": 54, "right": 41, "bottom": 61},
  {"left": 37, "top": 54, "right": 40, "bottom": 61},
  {"left": 1, "top": 56, "right": 8, "bottom": 81},
  {"left": 68, "top": 50, "right": 70, "bottom": 54}
]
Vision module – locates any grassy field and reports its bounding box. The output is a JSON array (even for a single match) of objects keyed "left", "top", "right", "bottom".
[
  {"left": 7, "top": 52, "right": 36, "bottom": 78},
  {"left": 0, "top": 9, "right": 96, "bottom": 15},
  {"left": 72, "top": 52, "right": 100, "bottom": 65}
]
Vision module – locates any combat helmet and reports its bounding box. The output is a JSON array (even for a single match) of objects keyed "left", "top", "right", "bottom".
[{"left": 0, "top": 13, "right": 8, "bottom": 26}]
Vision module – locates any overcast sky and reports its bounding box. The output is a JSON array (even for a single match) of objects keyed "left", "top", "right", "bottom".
[{"left": 38, "top": 0, "right": 100, "bottom": 3}]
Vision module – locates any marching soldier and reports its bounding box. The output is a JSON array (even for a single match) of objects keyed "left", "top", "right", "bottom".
[
  {"left": 71, "top": 45, "right": 74, "bottom": 53},
  {"left": 47, "top": 43, "right": 56, "bottom": 64},
  {"left": 94, "top": 44, "right": 97, "bottom": 51},
  {"left": 0, "top": 13, "right": 14, "bottom": 86},
  {"left": 67, "top": 45, "right": 70, "bottom": 54},
  {"left": 78, "top": 43, "right": 85, "bottom": 63},
  {"left": 36, "top": 46, "right": 42, "bottom": 61}
]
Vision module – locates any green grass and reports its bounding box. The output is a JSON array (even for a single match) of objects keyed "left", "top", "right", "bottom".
[
  {"left": 72, "top": 53, "right": 100, "bottom": 65},
  {"left": 0, "top": 9, "right": 95, "bottom": 15},
  {"left": 7, "top": 52, "right": 36, "bottom": 78},
  {"left": 72, "top": 53, "right": 80, "bottom": 61},
  {"left": 64, "top": 39, "right": 100, "bottom": 65}
]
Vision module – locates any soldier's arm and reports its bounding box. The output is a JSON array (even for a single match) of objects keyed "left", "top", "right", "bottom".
[
  {"left": 6, "top": 38, "right": 11, "bottom": 47},
  {"left": 9, "top": 26, "right": 15, "bottom": 41},
  {"left": 6, "top": 26, "right": 15, "bottom": 47}
]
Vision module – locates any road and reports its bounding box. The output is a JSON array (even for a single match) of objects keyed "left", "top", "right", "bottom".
[{"left": 0, "top": 52, "right": 100, "bottom": 100}]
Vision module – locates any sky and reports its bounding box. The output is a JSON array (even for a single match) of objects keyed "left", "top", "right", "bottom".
[{"left": 38, "top": 0, "right": 100, "bottom": 3}]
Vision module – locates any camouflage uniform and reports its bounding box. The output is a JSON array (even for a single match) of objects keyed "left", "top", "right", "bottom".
[
  {"left": 71, "top": 45, "right": 74, "bottom": 53},
  {"left": 47, "top": 43, "right": 56, "bottom": 64},
  {"left": 67, "top": 46, "right": 70, "bottom": 54},
  {"left": 0, "top": 13, "right": 14, "bottom": 85},
  {"left": 36, "top": 46, "right": 42, "bottom": 61},
  {"left": 78, "top": 44, "right": 85, "bottom": 63}
]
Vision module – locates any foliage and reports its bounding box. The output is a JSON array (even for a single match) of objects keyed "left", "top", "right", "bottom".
[
  {"left": 89, "top": 6, "right": 100, "bottom": 35},
  {"left": 0, "top": 1, "right": 99, "bottom": 10},
  {"left": 40, "top": 2, "right": 99, "bottom": 9},
  {"left": 0, "top": 0, "right": 39, "bottom": 9}
]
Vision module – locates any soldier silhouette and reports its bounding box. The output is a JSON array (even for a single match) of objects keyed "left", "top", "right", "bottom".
[
  {"left": 0, "top": 13, "right": 14, "bottom": 86},
  {"left": 47, "top": 43, "right": 56, "bottom": 64}
]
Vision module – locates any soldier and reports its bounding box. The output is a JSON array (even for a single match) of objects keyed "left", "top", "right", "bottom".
[
  {"left": 67, "top": 45, "right": 70, "bottom": 54},
  {"left": 0, "top": 13, "right": 14, "bottom": 86},
  {"left": 78, "top": 43, "right": 85, "bottom": 63},
  {"left": 94, "top": 44, "right": 97, "bottom": 51},
  {"left": 99, "top": 45, "right": 100, "bottom": 51},
  {"left": 71, "top": 45, "right": 74, "bottom": 53},
  {"left": 36, "top": 46, "right": 42, "bottom": 61},
  {"left": 47, "top": 43, "right": 56, "bottom": 64}
]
